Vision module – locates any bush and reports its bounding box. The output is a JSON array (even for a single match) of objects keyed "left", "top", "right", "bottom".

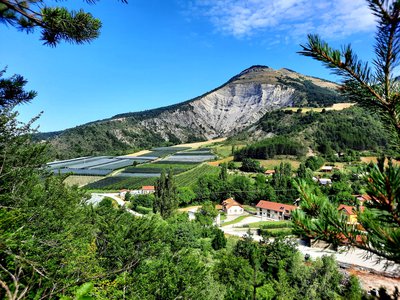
[
  {"left": 134, "top": 205, "right": 153, "bottom": 215},
  {"left": 260, "top": 221, "right": 291, "bottom": 229},
  {"left": 259, "top": 228, "right": 292, "bottom": 238},
  {"left": 304, "top": 156, "right": 325, "bottom": 171}
]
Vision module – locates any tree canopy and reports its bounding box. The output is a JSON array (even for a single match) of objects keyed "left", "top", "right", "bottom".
[
  {"left": 0, "top": 0, "right": 126, "bottom": 46},
  {"left": 293, "top": 0, "right": 400, "bottom": 264}
]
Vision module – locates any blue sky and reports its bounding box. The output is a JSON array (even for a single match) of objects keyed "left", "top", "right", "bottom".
[{"left": 1, "top": 0, "right": 378, "bottom": 132}]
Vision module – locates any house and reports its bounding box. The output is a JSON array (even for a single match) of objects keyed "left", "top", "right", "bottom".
[
  {"left": 338, "top": 204, "right": 359, "bottom": 224},
  {"left": 320, "top": 166, "right": 333, "bottom": 173},
  {"left": 221, "top": 198, "right": 244, "bottom": 215},
  {"left": 119, "top": 185, "right": 155, "bottom": 200},
  {"left": 140, "top": 185, "right": 155, "bottom": 194},
  {"left": 355, "top": 194, "right": 371, "bottom": 204},
  {"left": 313, "top": 177, "right": 332, "bottom": 185},
  {"left": 256, "top": 200, "right": 297, "bottom": 220}
]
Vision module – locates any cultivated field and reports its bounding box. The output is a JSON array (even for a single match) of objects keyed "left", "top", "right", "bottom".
[
  {"left": 64, "top": 175, "right": 104, "bottom": 187},
  {"left": 257, "top": 158, "right": 301, "bottom": 169}
]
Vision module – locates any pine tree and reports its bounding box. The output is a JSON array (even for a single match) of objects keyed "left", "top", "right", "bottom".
[
  {"left": 0, "top": 0, "right": 126, "bottom": 46},
  {"left": 154, "top": 169, "right": 178, "bottom": 218},
  {"left": 293, "top": 0, "right": 400, "bottom": 264}
]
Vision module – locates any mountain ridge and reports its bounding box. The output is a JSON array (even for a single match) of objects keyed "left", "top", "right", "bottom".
[{"left": 42, "top": 66, "right": 343, "bottom": 159}]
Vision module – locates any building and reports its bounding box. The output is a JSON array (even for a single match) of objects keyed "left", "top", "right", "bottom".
[
  {"left": 355, "top": 194, "right": 371, "bottom": 204},
  {"left": 320, "top": 166, "right": 333, "bottom": 173},
  {"left": 256, "top": 200, "right": 297, "bottom": 220},
  {"left": 140, "top": 185, "right": 155, "bottom": 194},
  {"left": 338, "top": 204, "right": 359, "bottom": 224},
  {"left": 313, "top": 177, "right": 332, "bottom": 185},
  {"left": 221, "top": 198, "right": 244, "bottom": 216},
  {"left": 119, "top": 185, "right": 155, "bottom": 200}
]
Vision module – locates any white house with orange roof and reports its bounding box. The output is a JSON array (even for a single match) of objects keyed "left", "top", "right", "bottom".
[
  {"left": 221, "top": 198, "right": 244, "bottom": 216},
  {"left": 140, "top": 185, "right": 155, "bottom": 194},
  {"left": 256, "top": 200, "right": 297, "bottom": 220}
]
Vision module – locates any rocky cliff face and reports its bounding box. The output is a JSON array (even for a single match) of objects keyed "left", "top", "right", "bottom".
[
  {"left": 46, "top": 65, "right": 341, "bottom": 158},
  {"left": 144, "top": 82, "right": 297, "bottom": 140}
]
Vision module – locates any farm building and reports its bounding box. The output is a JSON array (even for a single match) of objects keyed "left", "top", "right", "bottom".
[
  {"left": 256, "top": 200, "right": 297, "bottom": 220},
  {"left": 221, "top": 198, "right": 244, "bottom": 216},
  {"left": 320, "top": 166, "right": 333, "bottom": 173},
  {"left": 313, "top": 177, "right": 332, "bottom": 185}
]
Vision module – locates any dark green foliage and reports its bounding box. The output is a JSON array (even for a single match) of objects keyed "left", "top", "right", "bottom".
[
  {"left": 304, "top": 156, "right": 325, "bottom": 171},
  {"left": 278, "top": 76, "right": 342, "bottom": 107},
  {"left": 271, "top": 162, "right": 298, "bottom": 204},
  {"left": 154, "top": 169, "right": 178, "bottom": 218},
  {"left": 0, "top": 0, "right": 127, "bottom": 46},
  {"left": 195, "top": 201, "right": 218, "bottom": 226},
  {"left": 131, "top": 194, "right": 154, "bottom": 209},
  {"left": 235, "top": 136, "right": 306, "bottom": 160},
  {"left": 258, "top": 107, "right": 393, "bottom": 154},
  {"left": 240, "top": 158, "right": 265, "bottom": 173},
  {"left": 211, "top": 228, "right": 227, "bottom": 250},
  {"left": 85, "top": 176, "right": 157, "bottom": 190},
  {"left": 0, "top": 68, "right": 37, "bottom": 108}
]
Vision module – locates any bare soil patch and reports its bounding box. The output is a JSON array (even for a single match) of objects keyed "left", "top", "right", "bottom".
[
  {"left": 172, "top": 138, "right": 227, "bottom": 149},
  {"left": 348, "top": 268, "right": 400, "bottom": 294}
]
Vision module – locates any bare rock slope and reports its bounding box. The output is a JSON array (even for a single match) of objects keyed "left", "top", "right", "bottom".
[{"left": 47, "top": 65, "right": 340, "bottom": 158}]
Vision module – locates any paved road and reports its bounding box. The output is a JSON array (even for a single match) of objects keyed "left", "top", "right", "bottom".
[
  {"left": 87, "top": 193, "right": 143, "bottom": 217},
  {"left": 220, "top": 214, "right": 399, "bottom": 275}
]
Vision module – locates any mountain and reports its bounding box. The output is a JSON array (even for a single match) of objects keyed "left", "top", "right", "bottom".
[{"left": 42, "top": 65, "right": 343, "bottom": 158}]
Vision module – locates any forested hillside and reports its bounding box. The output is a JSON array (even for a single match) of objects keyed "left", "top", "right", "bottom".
[{"left": 237, "top": 106, "right": 393, "bottom": 157}]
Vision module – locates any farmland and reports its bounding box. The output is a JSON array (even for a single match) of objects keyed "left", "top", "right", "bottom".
[
  {"left": 64, "top": 175, "right": 104, "bottom": 187},
  {"left": 85, "top": 176, "right": 158, "bottom": 190},
  {"left": 174, "top": 164, "right": 220, "bottom": 187}
]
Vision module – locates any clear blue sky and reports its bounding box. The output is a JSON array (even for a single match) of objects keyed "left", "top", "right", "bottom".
[{"left": 1, "top": 0, "right": 378, "bottom": 132}]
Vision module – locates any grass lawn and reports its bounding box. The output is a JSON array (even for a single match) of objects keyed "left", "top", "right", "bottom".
[
  {"left": 243, "top": 205, "right": 257, "bottom": 213},
  {"left": 257, "top": 158, "right": 301, "bottom": 169},
  {"left": 221, "top": 215, "right": 251, "bottom": 227},
  {"left": 246, "top": 220, "right": 291, "bottom": 229}
]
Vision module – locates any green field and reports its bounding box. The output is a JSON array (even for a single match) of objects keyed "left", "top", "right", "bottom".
[
  {"left": 221, "top": 215, "right": 251, "bottom": 227},
  {"left": 247, "top": 220, "right": 291, "bottom": 229},
  {"left": 84, "top": 163, "right": 219, "bottom": 190},
  {"left": 64, "top": 175, "right": 104, "bottom": 187},
  {"left": 85, "top": 176, "right": 157, "bottom": 190},
  {"left": 174, "top": 164, "right": 220, "bottom": 187}
]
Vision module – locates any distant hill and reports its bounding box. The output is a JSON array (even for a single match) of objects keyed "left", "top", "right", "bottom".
[{"left": 40, "top": 65, "right": 344, "bottom": 159}]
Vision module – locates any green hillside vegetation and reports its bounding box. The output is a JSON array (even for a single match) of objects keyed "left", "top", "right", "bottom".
[
  {"left": 256, "top": 106, "right": 393, "bottom": 156},
  {"left": 279, "top": 76, "right": 342, "bottom": 107},
  {"left": 234, "top": 136, "right": 307, "bottom": 160}
]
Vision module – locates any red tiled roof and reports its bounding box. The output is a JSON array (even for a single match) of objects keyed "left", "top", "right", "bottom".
[
  {"left": 215, "top": 204, "right": 223, "bottom": 210},
  {"left": 338, "top": 204, "right": 355, "bottom": 215},
  {"left": 356, "top": 194, "right": 372, "bottom": 202},
  {"left": 222, "top": 198, "right": 242, "bottom": 209},
  {"left": 256, "top": 200, "right": 296, "bottom": 213},
  {"left": 141, "top": 185, "right": 155, "bottom": 190}
]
